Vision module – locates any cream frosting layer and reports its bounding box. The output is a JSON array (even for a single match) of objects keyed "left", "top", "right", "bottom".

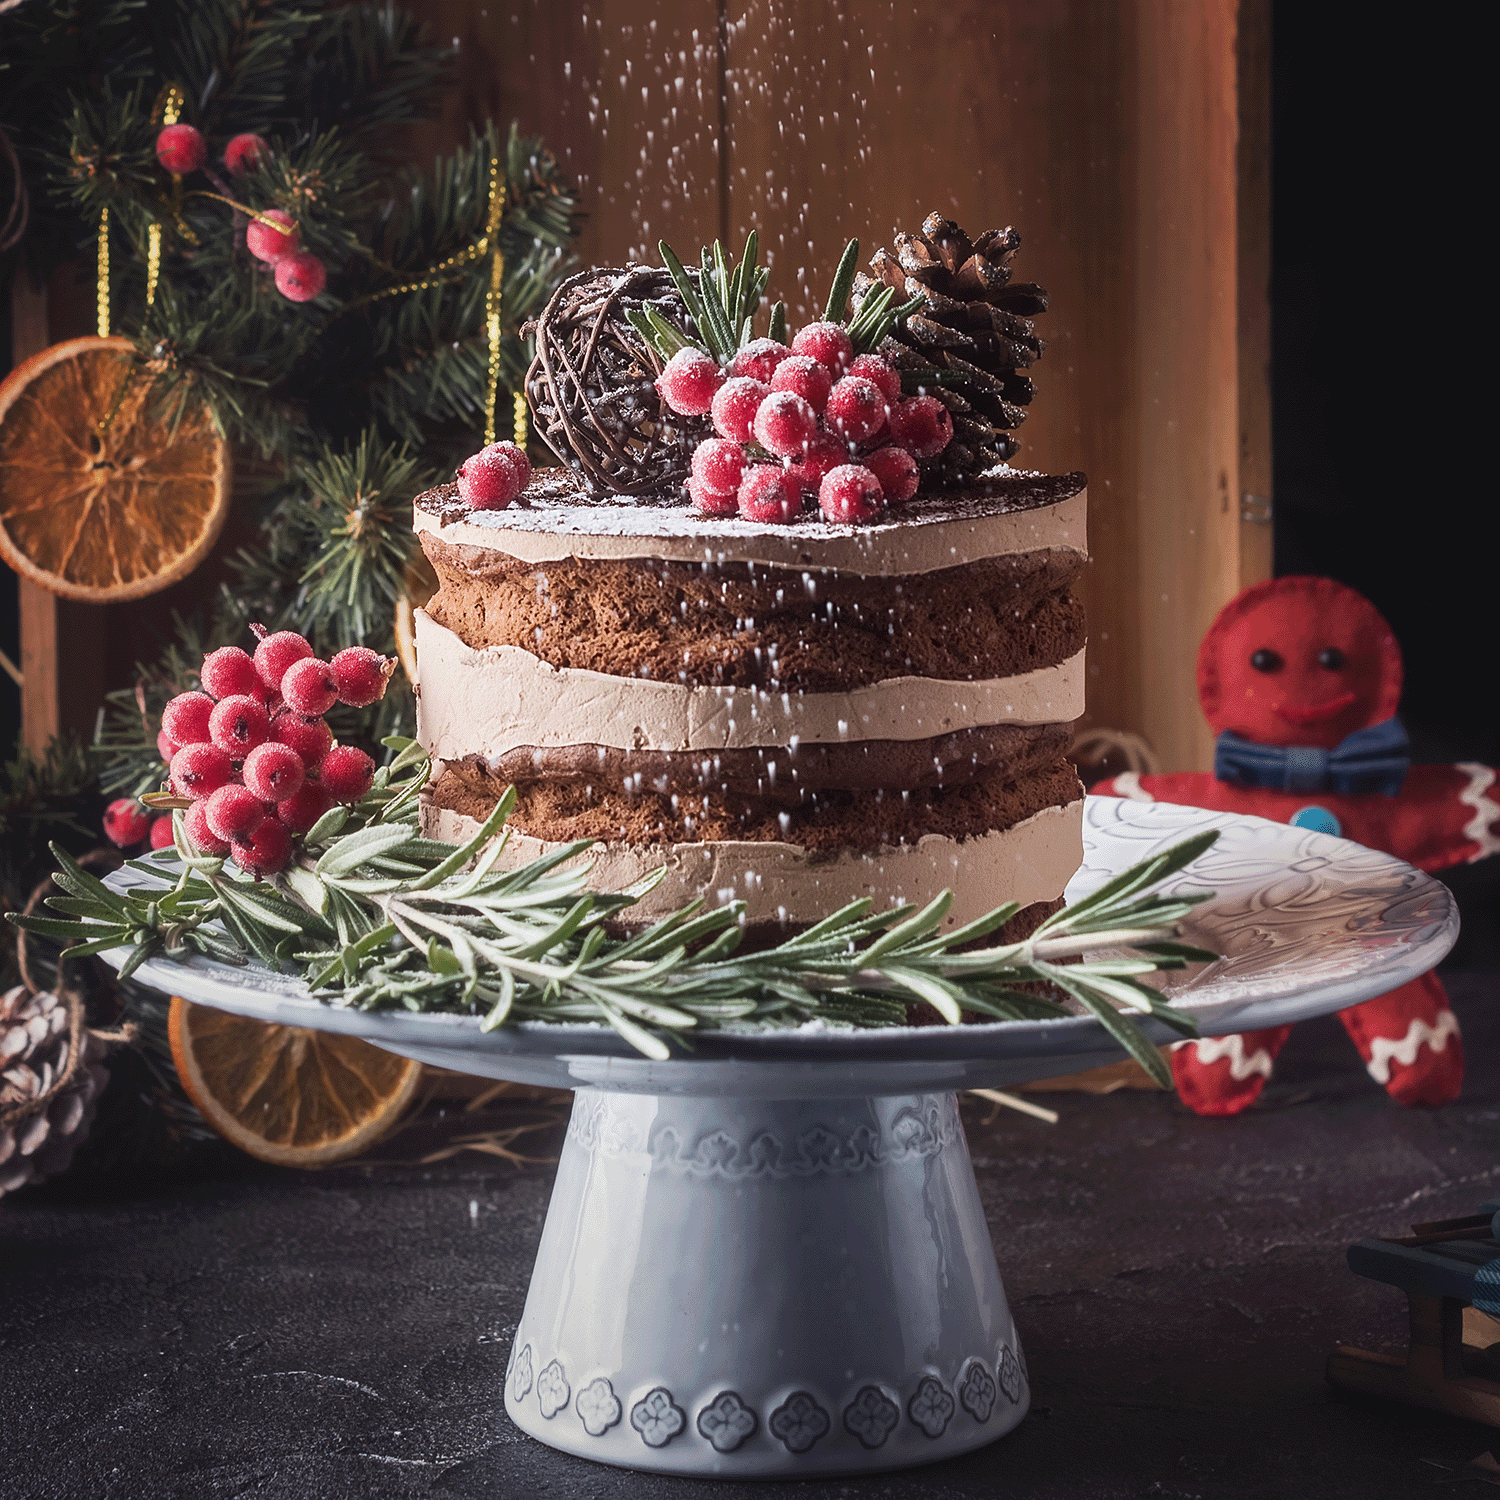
[
  {"left": 414, "top": 487, "right": 1086, "bottom": 578},
  {"left": 422, "top": 800, "right": 1083, "bottom": 930},
  {"left": 415, "top": 611, "right": 1084, "bottom": 758}
]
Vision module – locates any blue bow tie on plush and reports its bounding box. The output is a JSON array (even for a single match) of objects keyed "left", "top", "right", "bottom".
[{"left": 1213, "top": 717, "right": 1410, "bottom": 797}]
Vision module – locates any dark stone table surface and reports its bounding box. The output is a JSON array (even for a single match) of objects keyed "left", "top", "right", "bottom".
[{"left": 3, "top": 972, "right": 1498, "bottom": 1499}]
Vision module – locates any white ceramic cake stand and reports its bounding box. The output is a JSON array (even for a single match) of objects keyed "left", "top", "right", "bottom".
[{"left": 105, "top": 800, "right": 1457, "bottom": 1478}]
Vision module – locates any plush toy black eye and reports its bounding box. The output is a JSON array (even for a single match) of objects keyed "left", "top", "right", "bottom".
[
  {"left": 1317, "top": 646, "right": 1346, "bottom": 670},
  {"left": 1250, "top": 648, "right": 1283, "bottom": 672}
]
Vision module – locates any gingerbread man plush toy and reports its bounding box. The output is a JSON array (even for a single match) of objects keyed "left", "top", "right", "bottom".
[{"left": 1095, "top": 576, "right": 1498, "bottom": 1116}]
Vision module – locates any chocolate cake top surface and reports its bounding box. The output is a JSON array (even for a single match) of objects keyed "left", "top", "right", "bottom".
[{"left": 413, "top": 467, "right": 1086, "bottom": 576}]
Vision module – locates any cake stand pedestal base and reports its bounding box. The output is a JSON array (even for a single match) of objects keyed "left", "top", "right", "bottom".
[{"left": 504, "top": 1087, "right": 1027, "bottom": 1476}]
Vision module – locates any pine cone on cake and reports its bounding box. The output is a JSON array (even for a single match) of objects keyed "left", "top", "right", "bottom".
[
  {"left": 851, "top": 211, "right": 1047, "bottom": 487},
  {"left": 0, "top": 985, "right": 109, "bottom": 1198}
]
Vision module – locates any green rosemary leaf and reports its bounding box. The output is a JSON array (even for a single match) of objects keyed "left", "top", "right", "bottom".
[
  {"left": 824, "top": 237, "right": 860, "bottom": 323},
  {"left": 314, "top": 822, "right": 416, "bottom": 878},
  {"left": 1044, "top": 968, "right": 1174, "bottom": 1088},
  {"left": 768, "top": 300, "right": 788, "bottom": 345},
  {"left": 305, "top": 806, "right": 352, "bottom": 845}
]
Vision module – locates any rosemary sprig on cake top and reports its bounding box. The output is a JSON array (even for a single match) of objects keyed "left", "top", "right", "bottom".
[{"left": 10, "top": 738, "right": 1216, "bottom": 1088}]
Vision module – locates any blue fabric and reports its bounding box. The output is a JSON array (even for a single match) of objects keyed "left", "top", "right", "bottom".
[
  {"left": 1214, "top": 717, "right": 1410, "bottom": 797},
  {"left": 1289, "top": 805, "right": 1342, "bottom": 837}
]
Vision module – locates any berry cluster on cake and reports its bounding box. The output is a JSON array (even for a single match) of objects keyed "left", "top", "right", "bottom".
[{"left": 412, "top": 216, "right": 1086, "bottom": 939}]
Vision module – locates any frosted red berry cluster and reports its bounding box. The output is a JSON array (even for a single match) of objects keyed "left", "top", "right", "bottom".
[
  {"left": 454, "top": 441, "right": 533, "bottom": 510},
  {"left": 105, "top": 628, "right": 396, "bottom": 877},
  {"left": 655, "top": 323, "right": 954, "bottom": 525},
  {"left": 152, "top": 123, "right": 326, "bottom": 303}
]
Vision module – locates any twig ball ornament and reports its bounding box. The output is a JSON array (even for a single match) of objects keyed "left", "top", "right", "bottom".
[
  {"left": 155, "top": 123, "right": 207, "bottom": 175},
  {"left": 524, "top": 266, "right": 710, "bottom": 497}
]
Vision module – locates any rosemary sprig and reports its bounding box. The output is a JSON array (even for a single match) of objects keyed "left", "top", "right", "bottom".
[{"left": 7, "top": 740, "right": 1219, "bottom": 1087}]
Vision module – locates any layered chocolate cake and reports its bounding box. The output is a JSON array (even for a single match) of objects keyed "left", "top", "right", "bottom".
[
  {"left": 413, "top": 213, "right": 1086, "bottom": 937},
  {"left": 413, "top": 467, "right": 1086, "bottom": 936}
]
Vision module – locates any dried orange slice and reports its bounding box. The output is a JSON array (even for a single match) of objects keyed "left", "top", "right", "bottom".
[
  {"left": 167, "top": 996, "right": 423, "bottom": 1167},
  {"left": 0, "top": 336, "right": 230, "bottom": 601}
]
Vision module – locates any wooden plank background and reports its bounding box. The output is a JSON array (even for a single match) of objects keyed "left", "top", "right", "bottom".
[{"left": 9, "top": 0, "right": 1269, "bottom": 774}]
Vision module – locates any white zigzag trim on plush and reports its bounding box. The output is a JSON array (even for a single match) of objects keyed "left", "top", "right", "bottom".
[
  {"left": 1456, "top": 762, "right": 1500, "bottom": 861},
  {"left": 1112, "top": 771, "right": 1154, "bottom": 803},
  {"left": 1364, "top": 1009, "right": 1459, "bottom": 1085},
  {"left": 1170, "top": 1033, "right": 1274, "bottom": 1081}
]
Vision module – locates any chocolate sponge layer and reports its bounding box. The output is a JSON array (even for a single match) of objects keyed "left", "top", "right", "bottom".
[
  {"left": 419, "top": 534, "right": 1085, "bottom": 692},
  {"left": 429, "top": 754, "right": 1083, "bottom": 856}
]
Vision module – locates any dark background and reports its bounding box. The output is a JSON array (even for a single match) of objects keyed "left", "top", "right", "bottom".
[{"left": 1270, "top": 11, "right": 1494, "bottom": 962}]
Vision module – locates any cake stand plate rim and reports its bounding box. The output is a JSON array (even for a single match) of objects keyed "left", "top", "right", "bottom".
[{"left": 100, "top": 797, "right": 1457, "bottom": 1088}]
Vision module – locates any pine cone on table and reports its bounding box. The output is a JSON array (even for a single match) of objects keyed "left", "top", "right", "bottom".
[
  {"left": 853, "top": 211, "right": 1048, "bottom": 487},
  {"left": 1, "top": 986, "right": 108, "bottom": 1198}
]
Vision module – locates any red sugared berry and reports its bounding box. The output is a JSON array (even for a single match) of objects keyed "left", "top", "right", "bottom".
[
  {"left": 687, "top": 475, "right": 739, "bottom": 515},
  {"left": 819, "top": 463, "right": 885, "bottom": 524},
  {"left": 656, "top": 347, "right": 723, "bottom": 416},
  {"left": 751, "top": 390, "right": 819, "bottom": 458},
  {"left": 252, "top": 629, "right": 314, "bottom": 692},
  {"left": 149, "top": 816, "right": 176, "bottom": 851},
  {"left": 246, "top": 209, "right": 299, "bottom": 263},
  {"left": 729, "top": 338, "right": 792, "bottom": 383},
  {"left": 785, "top": 431, "right": 849, "bottom": 494},
  {"left": 737, "top": 466, "right": 803, "bottom": 525},
  {"left": 103, "top": 799, "right": 150, "bottom": 848},
  {"left": 825, "top": 377, "right": 888, "bottom": 444},
  {"left": 280, "top": 656, "right": 339, "bottom": 716},
  {"left": 170, "top": 743, "right": 234, "bottom": 801},
  {"left": 242, "top": 742, "right": 306, "bottom": 803},
  {"left": 223, "top": 133, "right": 269, "bottom": 175},
  {"left": 231, "top": 816, "right": 292, "bottom": 877},
  {"left": 204, "top": 783, "right": 268, "bottom": 843},
  {"left": 848, "top": 353, "right": 902, "bottom": 403},
  {"left": 199, "top": 645, "right": 261, "bottom": 701},
  {"left": 887, "top": 395, "right": 954, "bottom": 458},
  {"left": 156, "top": 729, "right": 178, "bottom": 764},
  {"left": 319, "top": 745, "right": 376, "bottom": 803},
  {"left": 275, "top": 250, "right": 326, "bottom": 302},
  {"left": 209, "top": 694, "right": 270, "bottom": 757},
  {"left": 790, "top": 321, "right": 854, "bottom": 375},
  {"left": 161, "top": 691, "right": 214, "bottom": 746},
  {"left": 277, "top": 782, "right": 335, "bottom": 836},
  {"left": 155, "top": 123, "right": 206, "bottom": 175},
  {"left": 331, "top": 647, "right": 394, "bottom": 708},
  {"left": 271, "top": 710, "right": 333, "bottom": 770},
  {"left": 689, "top": 437, "right": 746, "bottom": 497},
  {"left": 184, "top": 800, "right": 230, "bottom": 857},
  {"left": 456, "top": 443, "right": 527, "bottom": 509},
  {"left": 864, "top": 445, "right": 920, "bottom": 505},
  {"left": 769, "top": 354, "right": 834, "bottom": 413},
  {"left": 710, "top": 377, "right": 769, "bottom": 443}
]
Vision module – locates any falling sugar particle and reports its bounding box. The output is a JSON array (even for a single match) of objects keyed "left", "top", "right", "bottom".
[{"left": 469, "top": 1200, "right": 479, "bottom": 1226}]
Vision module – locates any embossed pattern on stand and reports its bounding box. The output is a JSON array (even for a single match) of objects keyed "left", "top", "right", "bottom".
[{"left": 565, "top": 1094, "right": 963, "bottom": 1179}]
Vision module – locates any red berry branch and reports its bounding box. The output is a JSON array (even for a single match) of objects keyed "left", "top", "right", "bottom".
[
  {"left": 657, "top": 323, "right": 951, "bottom": 527},
  {"left": 151, "top": 123, "right": 329, "bottom": 304},
  {"left": 105, "top": 629, "right": 397, "bottom": 877}
]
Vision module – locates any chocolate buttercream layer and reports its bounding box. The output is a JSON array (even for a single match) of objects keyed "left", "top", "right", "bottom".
[
  {"left": 474, "top": 721, "right": 1071, "bottom": 799},
  {"left": 420, "top": 535, "right": 1085, "bottom": 691},
  {"left": 429, "top": 755, "right": 1083, "bottom": 855}
]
